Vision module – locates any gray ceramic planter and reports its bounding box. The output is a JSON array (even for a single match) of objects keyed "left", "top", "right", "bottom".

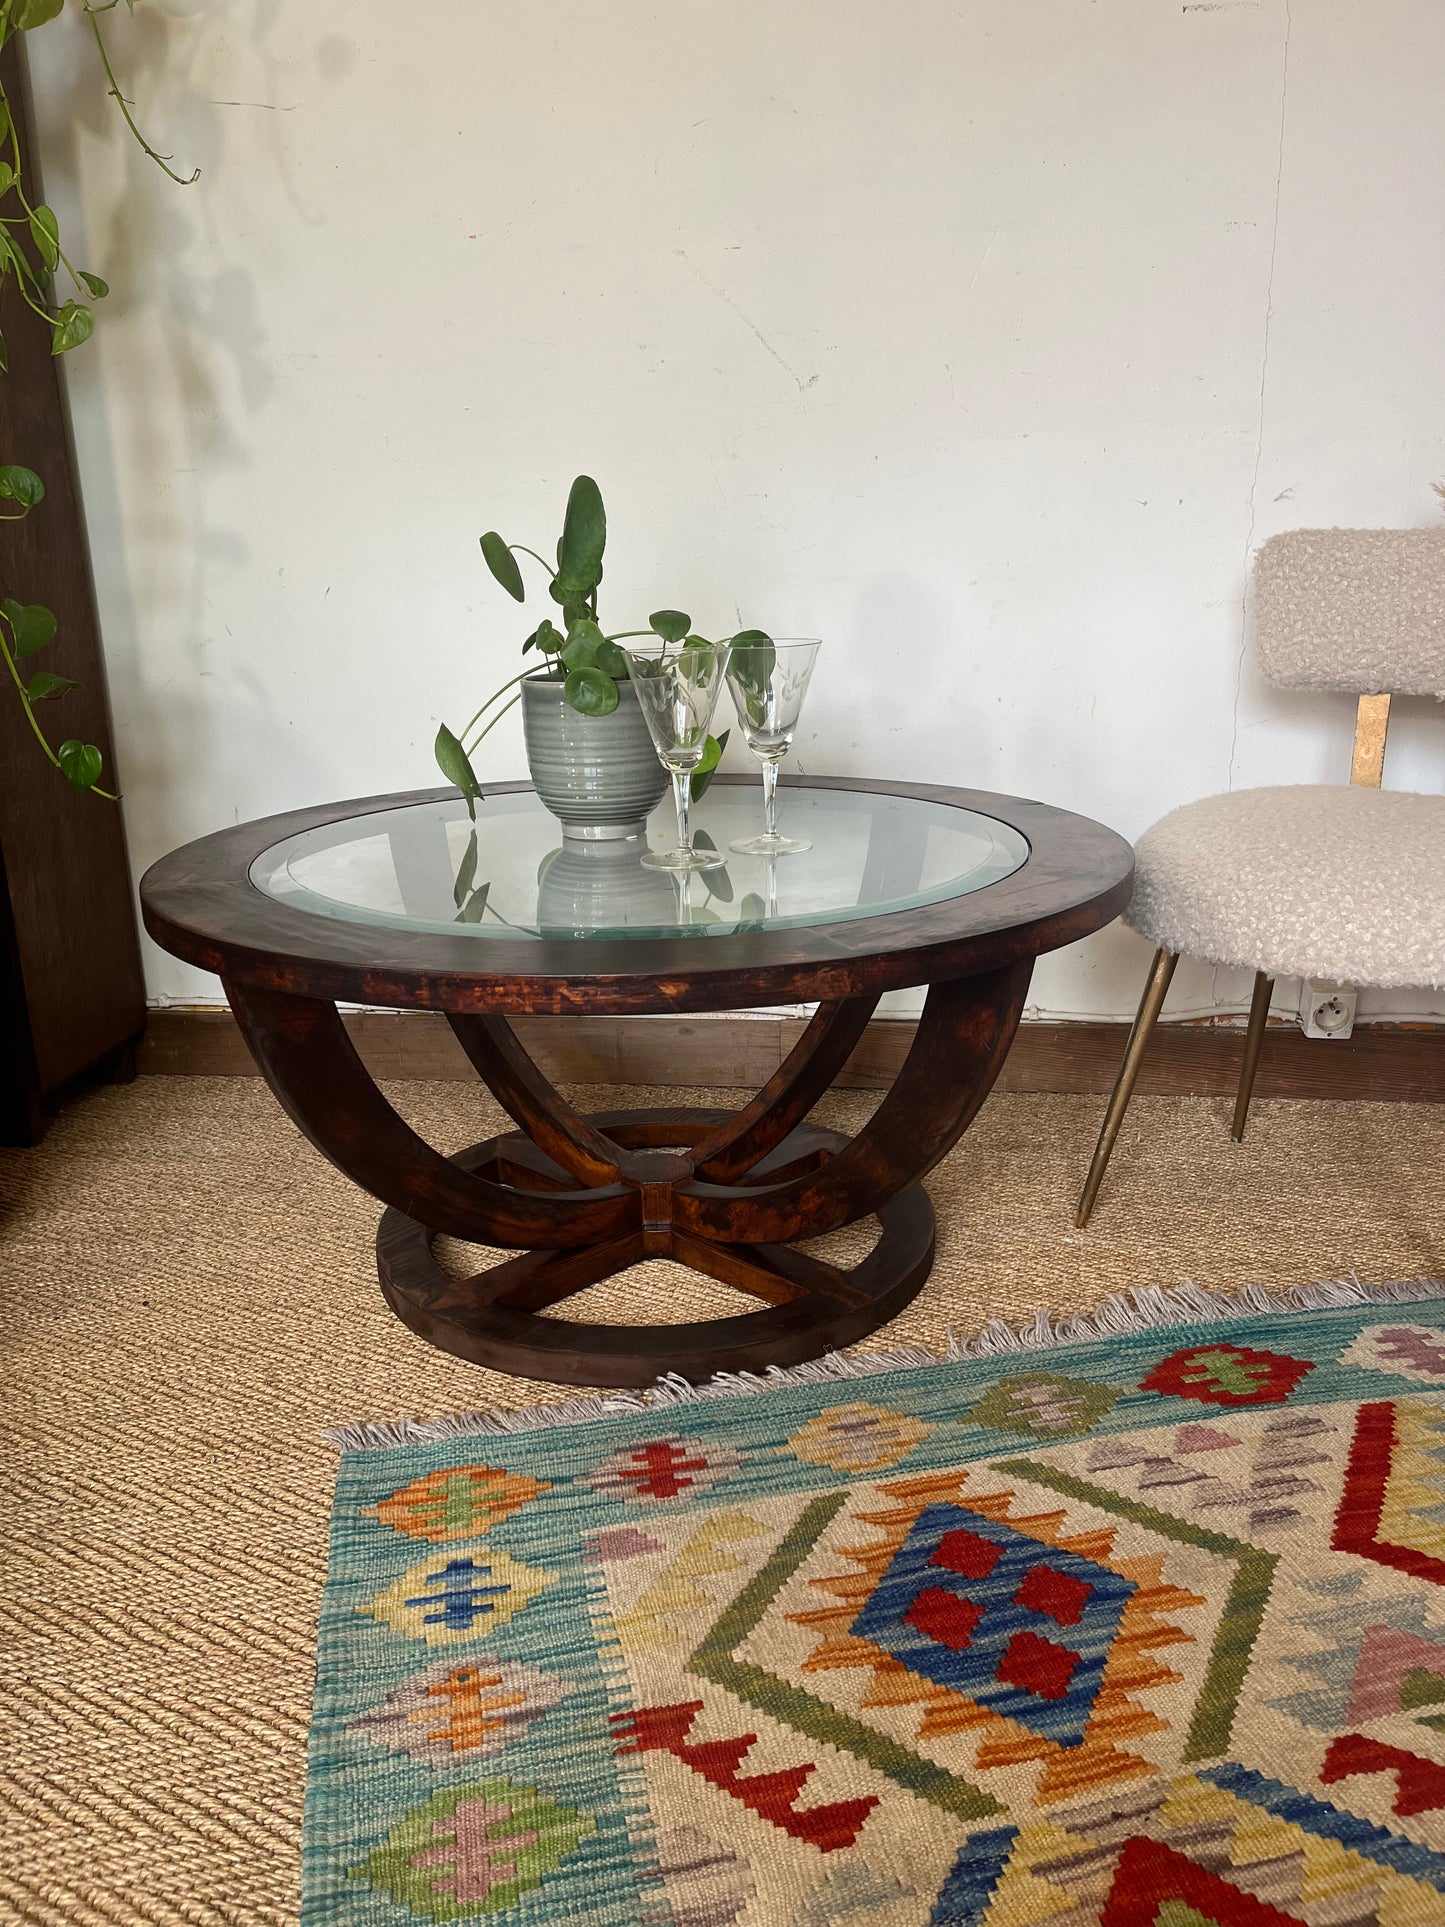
[{"left": 521, "top": 673, "right": 669, "bottom": 840}]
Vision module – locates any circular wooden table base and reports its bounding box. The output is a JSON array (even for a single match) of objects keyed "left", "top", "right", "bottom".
[{"left": 376, "top": 1119, "right": 936, "bottom": 1388}]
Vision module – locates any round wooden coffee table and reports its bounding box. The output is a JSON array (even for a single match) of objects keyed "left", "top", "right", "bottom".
[{"left": 140, "top": 777, "right": 1131, "bottom": 1387}]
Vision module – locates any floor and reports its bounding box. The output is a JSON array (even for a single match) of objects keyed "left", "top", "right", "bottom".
[{"left": 2, "top": 1075, "right": 1443, "bottom": 1923}]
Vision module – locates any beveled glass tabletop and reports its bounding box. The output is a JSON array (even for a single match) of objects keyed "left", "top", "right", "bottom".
[{"left": 248, "top": 784, "right": 1031, "bottom": 942}]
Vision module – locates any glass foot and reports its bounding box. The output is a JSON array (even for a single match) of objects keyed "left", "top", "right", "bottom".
[
  {"left": 641, "top": 846, "right": 725, "bottom": 872},
  {"left": 729, "top": 833, "right": 812, "bottom": 856}
]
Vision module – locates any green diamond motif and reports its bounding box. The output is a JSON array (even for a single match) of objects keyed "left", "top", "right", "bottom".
[
  {"left": 351, "top": 1777, "right": 594, "bottom": 1920},
  {"left": 963, "top": 1370, "right": 1119, "bottom": 1439}
]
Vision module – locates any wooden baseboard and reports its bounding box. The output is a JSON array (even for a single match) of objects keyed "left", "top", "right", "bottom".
[{"left": 135, "top": 1007, "right": 1445, "bottom": 1101}]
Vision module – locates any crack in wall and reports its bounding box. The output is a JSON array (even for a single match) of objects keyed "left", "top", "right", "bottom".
[{"left": 1215, "top": 0, "right": 1292, "bottom": 1016}]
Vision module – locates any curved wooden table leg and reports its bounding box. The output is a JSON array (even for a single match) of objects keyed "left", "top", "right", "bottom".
[
  {"left": 234, "top": 967, "right": 1027, "bottom": 1386},
  {"left": 690, "top": 994, "right": 881, "bottom": 1182},
  {"left": 223, "top": 979, "right": 634, "bottom": 1248},
  {"left": 446, "top": 1013, "right": 623, "bottom": 1186},
  {"left": 376, "top": 1126, "right": 935, "bottom": 1387},
  {"left": 677, "top": 961, "right": 1033, "bottom": 1246}
]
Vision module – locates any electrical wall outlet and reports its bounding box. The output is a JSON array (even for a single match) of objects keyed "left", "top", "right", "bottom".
[{"left": 1299, "top": 979, "right": 1357, "bottom": 1040}]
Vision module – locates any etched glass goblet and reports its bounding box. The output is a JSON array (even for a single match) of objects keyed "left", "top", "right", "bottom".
[
  {"left": 725, "top": 638, "right": 819, "bottom": 855},
  {"left": 621, "top": 639, "right": 731, "bottom": 872}
]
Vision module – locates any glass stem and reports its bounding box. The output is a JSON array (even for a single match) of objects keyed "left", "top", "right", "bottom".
[
  {"left": 671, "top": 767, "right": 692, "bottom": 854},
  {"left": 762, "top": 758, "right": 779, "bottom": 841}
]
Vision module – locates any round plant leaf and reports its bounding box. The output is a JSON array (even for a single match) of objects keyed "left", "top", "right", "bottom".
[
  {"left": 534, "top": 618, "right": 564, "bottom": 654},
  {"left": 563, "top": 665, "right": 619, "bottom": 716},
  {"left": 556, "top": 475, "right": 606, "bottom": 596},
  {"left": 479, "top": 531, "right": 526, "bottom": 601},
  {"left": 730, "top": 628, "right": 773, "bottom": 646},
  {"left": 560, "top": 630, "right": 599, "bottom": 673},
  {"left": 0, "top": 465, "right": 44, "bottom": 508},
  {"left": 594, "top": 638, "right": 628, "bottom": 678},
  {"left": 58, "top": 739, "right": 103, "bottom": 792},
  {"left": 649, "top": 609, "right": 691, "bottom": 643}
]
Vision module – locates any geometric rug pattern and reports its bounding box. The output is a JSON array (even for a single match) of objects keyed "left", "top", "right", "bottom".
[{"left": 305, "top": 1304, "right": 1445, "bottom": 1922}]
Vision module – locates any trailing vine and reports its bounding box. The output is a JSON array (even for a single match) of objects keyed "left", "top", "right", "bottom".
[{"left": 0, "top": 0, "right": 196, "bottom": 796}]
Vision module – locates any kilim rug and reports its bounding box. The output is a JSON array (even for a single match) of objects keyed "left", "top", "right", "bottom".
[{"left": 305, "top": 1283, "right": 1445, "bottom": 1925}]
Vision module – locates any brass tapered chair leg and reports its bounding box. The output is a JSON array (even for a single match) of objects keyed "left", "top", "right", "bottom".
[
  {"left": 1230, "top": 971, "right": 1274, "bottom": 1142},
  {"left": 1075, "top": 947, "right": 1178, "bottom": 1228}
]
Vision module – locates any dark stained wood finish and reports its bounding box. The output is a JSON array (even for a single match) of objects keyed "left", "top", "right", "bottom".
[
  {"left": 377, "top": 1124, "right": 937, "bottom": 1386},
  {"left": 681, "top": 963, "right": 1032, "bottom": 1245},
  {"left": 142, "top": 780, "right": 1132, "bottom": 1384},
  {"left": 140, "top": 777, "right": 1133, "bottom": 1015},
  {"left": 0, "top": 40, "right": 144, "bottom": 1143},
  {"left": 446, "top": 1012, "right": 622, "bottom": 1186},
  {"left": 224, "top": 978, "right": 634, "bottom": 1248},
  {"left": 691, "top": 994, "right": 880, "bottom": 1182}
]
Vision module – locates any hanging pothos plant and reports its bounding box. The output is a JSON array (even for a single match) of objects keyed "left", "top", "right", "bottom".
[{"left": 0, "top": 0, "right": 196, "bottom": 797}]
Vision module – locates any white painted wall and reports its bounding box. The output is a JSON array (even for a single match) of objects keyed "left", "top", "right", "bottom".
[{"left": 27, "top": 0, "right": 1445, "bottom": 1020}]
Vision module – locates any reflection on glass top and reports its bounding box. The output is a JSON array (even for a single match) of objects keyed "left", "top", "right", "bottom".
[{"left": 248, "top": 787, "right": 1030, "bottom": 942}]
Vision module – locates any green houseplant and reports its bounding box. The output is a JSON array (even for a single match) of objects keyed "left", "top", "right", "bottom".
[
  {"left": 434, "top": 474, "right": 768, "bottom": 837},
  {"left": 0, "top": 0, "right": 196, "bottom": 798}
]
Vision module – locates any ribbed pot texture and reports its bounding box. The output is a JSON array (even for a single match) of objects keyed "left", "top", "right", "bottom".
[{"left": 521, "top": 675, "right": 670, "bottom": 839}]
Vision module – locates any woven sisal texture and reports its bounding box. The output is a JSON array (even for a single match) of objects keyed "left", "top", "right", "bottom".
[{"left": 2, "top": 1076, "right": 1444, "bottom": 1923}]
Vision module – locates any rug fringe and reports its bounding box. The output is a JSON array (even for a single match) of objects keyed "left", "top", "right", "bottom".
[{"left": 323, "top": 1273, "right": 1445, "bottom": 1452}]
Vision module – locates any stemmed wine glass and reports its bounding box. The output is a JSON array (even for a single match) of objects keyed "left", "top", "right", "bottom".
[
  {"left": 621, "top": 639, "right": 731, "bottom": 872},
  {"left": 724, "top": 638, "right": 819, "bottom": 855}
]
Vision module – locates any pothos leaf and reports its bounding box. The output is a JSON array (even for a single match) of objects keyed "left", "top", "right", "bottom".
[
  {"left": 29, "top": 204, "right": 59, "bottom": 271},
  {"left": 0, "top": 465, "right": 43, "bottom": 508},
  {"left": 0, "top": 165, "right": 14, "bottom": 198},
  {"left": 3, "top": 599, "right": 58, "bottom": 656},
  {"left": 57, "top": 739, "right": 103, "bottom": 792},
  {"left": 52, "top": 301, "right": 94, "bottom": 355},
  {"left": 14, "top": 0, "right": 67, "bottom": 29},
  {"left": 26, "top": 670, "right": 81, "bottom": 701},
  {"left": 78, "top": 270, "right": 108, "bottom": 299}
]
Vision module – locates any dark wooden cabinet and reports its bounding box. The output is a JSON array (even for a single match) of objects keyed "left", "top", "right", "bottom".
[{"left": 0, "top": 41, "right": 144, "bottom": 1144}]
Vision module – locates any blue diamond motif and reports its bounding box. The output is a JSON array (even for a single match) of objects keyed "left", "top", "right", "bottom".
[{"left": 850, "top": 1503, "right": 1135, "bottom": 1747}]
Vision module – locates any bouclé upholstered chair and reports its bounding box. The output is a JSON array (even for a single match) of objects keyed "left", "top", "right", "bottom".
[{"left": 1076, "top": 526, "right": 1445, "bottom": 1226}]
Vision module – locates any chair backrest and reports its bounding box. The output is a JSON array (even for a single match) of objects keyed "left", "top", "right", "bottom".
[{"left": 1254, "top": 527, "right": 1445, "bottom": 788}]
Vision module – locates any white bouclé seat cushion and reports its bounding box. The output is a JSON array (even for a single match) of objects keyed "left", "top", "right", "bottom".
[{"left": 1126, "top": 785, "right": 1445, "bottom": 989}]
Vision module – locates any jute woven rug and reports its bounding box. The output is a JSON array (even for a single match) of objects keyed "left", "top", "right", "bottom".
[
  {"left": 4, "top": 1078, "right": 1445, "bottom": 1923},
  {"left": 308, "top": 1286, "right": 1445, "bottom": 1925}
]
